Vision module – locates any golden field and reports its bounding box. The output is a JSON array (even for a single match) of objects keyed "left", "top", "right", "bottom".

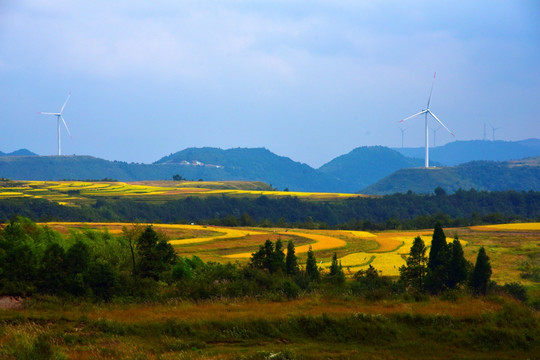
[
  {"left": 42, "top": 222, "right": 540, "bottom": 283},
  {"left": 0, "top": 180, "right": 366, "bottom": 205}
]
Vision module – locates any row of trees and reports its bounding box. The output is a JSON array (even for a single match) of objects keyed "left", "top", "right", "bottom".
[
  {"left": 0, "top": 217, "right": 525, "bottom": 303},
  {"left": 1, "top": 189, "right": 539, "bottom": 229},
  {"left": 399, "top": 223, "right": 492, "bottom": 295}
]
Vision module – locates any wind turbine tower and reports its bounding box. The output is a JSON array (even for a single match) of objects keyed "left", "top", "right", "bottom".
[
  {"left": 400, "top": 127, "right": 408, "bottom": 148},
  {"left": 490, "top": 124, "right": 501, "bottom": 141},
  {"left": 398, "top": 73, "right": 455, "bottom": 168},
  {"left": 39, "top": 92, "right": 73, "bottom": 156}
]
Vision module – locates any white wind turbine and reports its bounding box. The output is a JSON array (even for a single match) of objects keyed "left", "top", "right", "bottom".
[
  {"left": 39, "top": 92, "right": 73, "bottom": 156},
  {"left": 398, "top": 73, "right": 455, "bottom": 168}
]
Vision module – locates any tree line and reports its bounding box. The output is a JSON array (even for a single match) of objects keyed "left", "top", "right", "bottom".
[
  {"left": 0, "top": 189, "right": 539, "bottom": 230},
  {"left": 0, "top": 217, "right": 527, "bottom": 304}
]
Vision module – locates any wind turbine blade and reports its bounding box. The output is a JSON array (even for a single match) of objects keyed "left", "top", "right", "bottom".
[
  {"left": 427, "top": 72, "right": 436, "bottom": 109},
  {"left": 60, "top": 91, "right": 72, "bottom": 114},
  {"left": 39, "top": 112, "right": 60, "bottom": 115},
  {"left": 428, "top": 110, "right": 455, "bottom": 137},
  {"left": 61, "top": 115, "right": 72, "bottom": 138},
  {"left": 399, "top": 110, "right": 427, "bottom": 123}
]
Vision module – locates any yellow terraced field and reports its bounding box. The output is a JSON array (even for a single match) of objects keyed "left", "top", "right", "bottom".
[
  {"left": 0, "top": 180, "right": 364, "bottom": 204},
  {"left": 470, "top": 222, "right": 540, "bottom": 231},
  {"left": 31, "top": 222, "right": 539, "bottom": 282}
]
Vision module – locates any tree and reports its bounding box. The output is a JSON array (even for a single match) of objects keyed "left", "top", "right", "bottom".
[
  {"left": 249, "top": 239, "right": 285, "bottom": 274},
  {"left": 469, "top": 247, "right": 491, "bottom": 295},
  {"left": 136, "top": 226, "right": 175, "bottom": 280},
  {"left": 399, "top": 236, "right": 427, "bottom": 291},
  {"left": 305, "top": 246, "right": 320, "bottom": 282},
  {"left": 272, "top": 239, "right": 286, "bottom": 273},
  {"left": 285, "top": 240, "right": 299, "bottom": 275},
  {"left": 122, "top": 225, "right": 144, "bottom": 275},
  {"left": 328, "top": 252, "right": 345, "bottom": 284},
  {"left": 64, "top": 241, "right": 91, "bottom": 295},
  {"left": 448, "top": 236, "right": 469, "bottom": 288},
  {"left": 38, "top": 243, "right": 66, "bottom": 294},
  {"left": 426, "top": 222, "right": 449, "bottom": 292}
]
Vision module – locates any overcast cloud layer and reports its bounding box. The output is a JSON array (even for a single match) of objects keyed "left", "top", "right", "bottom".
[{"left": 1, "top": 1, "right": 539, "bottom": 167}]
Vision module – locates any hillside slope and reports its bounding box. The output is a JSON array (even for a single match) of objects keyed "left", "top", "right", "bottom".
[
  {"left": 318, "top": 146, "right": 426, "bottom": 192},
  {"left": 362, "top": 157, "right": 540, "bottom": 195},
  {"left": 0, "top": 149, "right": 37, "bottom": 157},
  {"left": 394, "top": 140, "right": 540, "bottom": 166},
  {"left": 0, "top": 149, "right": 344, "bottom": 192},
  {"left": 155, "top": 147, "right": 343, "bottom": 192}
]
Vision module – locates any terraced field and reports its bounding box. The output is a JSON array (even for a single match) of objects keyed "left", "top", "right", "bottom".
[
  {"left": 44, "top": 222, "right": 540, "bottom": 282},
  {"left": 0, "top": 180, "right": 365, "bottom": 205}
]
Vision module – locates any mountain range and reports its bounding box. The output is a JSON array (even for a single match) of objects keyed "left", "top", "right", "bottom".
[{"left": 1, "top": 139, "right": 539, "bottom": 194}]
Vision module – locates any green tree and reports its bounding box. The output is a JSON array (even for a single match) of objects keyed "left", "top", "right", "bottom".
[
  {"left": 469, "top": 247, "right": 492, "bottom": 295},
  {"left": 305, "top": 246, "right": 320, "bottom": 282},
  {"left": 426, "top": 222, "right": 449, "bottom": 292},
  {"left": 328, "top": 252, "right": 345, "bottom": 284},
  {"left": 38, "top": 243, "right": 66, "bottom": 294},
  {"left": 64, "top": 241, "right": 91, "bottom": 295},
  {"left": 399, "top": 236, "right": 427, "bottom": 291},
  {"left": 136, "top": 226, "right": 176, "bottom": 280},
  {"left": 285, "top": 240, "right": 299, "bottom": 275},
  {"left": 448, "top": 236, "right": 469, "bottom": 288}
]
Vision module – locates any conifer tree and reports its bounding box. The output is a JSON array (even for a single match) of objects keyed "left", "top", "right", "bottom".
[
  {"left": 328, "top": 252, "right": 345, "bottom": 284},
  {"left": 285, "top": 240, "right": 299, "bottom": 275},
  {"left": 272, "top": 239, "right": 286, "bottom": 273},
  {"left": 305, "top": 246, "right": 320, "bottom": 282},
  {"left": 469, "top": 247, "right": 492, "bottom": 295},
  {"left": 426, "top": 222, "right": 449, "bottom": 292},
  {"left": 448, "top": 236, "right": 468, "bottom": 288},
  {"left": 399, "top": 236, "right": 427, "bottom": 291}
]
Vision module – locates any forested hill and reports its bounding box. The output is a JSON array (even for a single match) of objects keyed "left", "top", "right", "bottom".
[
  {"left": 362, "top": 157, "right": 540, "bottom": 195},
  {"left": 0, "top": 150, "right": 344, "bottom": 192},
  {"left": 317, "top": 146, "right": 427, "bottom": 192},
  {"left": 154, "top": 147, "right": 343, "bottom": 191},
  {"left": 394, "top": 139, "right": 540, "bottom": 166},
  {"left": 0, "top": 149, "right": 36, "bottom": 157}
]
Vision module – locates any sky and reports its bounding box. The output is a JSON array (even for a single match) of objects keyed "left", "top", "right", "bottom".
[{"left": 1, "top": 1, "right": 539, "bottom": 168}]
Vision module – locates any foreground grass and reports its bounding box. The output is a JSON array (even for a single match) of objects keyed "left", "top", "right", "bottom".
[{"left": 0, "top": 295, "right": 538, "bottom": 359}]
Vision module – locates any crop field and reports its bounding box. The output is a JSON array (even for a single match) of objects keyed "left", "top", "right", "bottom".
[
  {"left": 44, "top": 222, "right": 540, "bottom": 283},
  {"left": 0, "top": 180, "right": 366, "bottom": 205}
]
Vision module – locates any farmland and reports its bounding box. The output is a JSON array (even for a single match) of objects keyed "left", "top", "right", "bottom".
[
  {"left": 1, "top": 218, "right": 539, "bottom": 359},
  {"left": 0, "top": 179, "right": 366, "bottom": 206},
  {"left": 45, "top": 221, "right": 540, "bottom": 284}
]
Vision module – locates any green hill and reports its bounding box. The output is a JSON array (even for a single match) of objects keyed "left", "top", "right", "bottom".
[
  {"left": 394, "top": 140, "right": 540, "bottom": 166},
  {"left": 362, "top": 157, "right": 540, "bottom": 195},
  {"left": 318, "top": 146, "right": 426, "bottom": 192}
]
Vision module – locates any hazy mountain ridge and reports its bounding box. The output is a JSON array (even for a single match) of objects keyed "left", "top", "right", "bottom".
[
  {"left": 0, "top": 149, "right": 37, "bottom": 157},
  {"left": 1, "top": 140, "right": 539, "bottom": 193},
  {"left": 362, "top": 157, "right": 540, "bottom": 195},
  {"left": 318, "top": 146, "right": 428, "bottom": 192},
  {"left": 394, "top": 139, "right": 540, "bottom": 165}
]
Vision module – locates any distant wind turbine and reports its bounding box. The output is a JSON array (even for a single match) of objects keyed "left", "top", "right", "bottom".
[
  {"left": 39, "top": 92, "right": 73, "bottom": 156},
  {"left": 399, "top": 127, "right": 408, "bottom": 148},
  {"left": 398, "top": 73, "right": 455, "bottom": 168},
  {"left": 432, "top": 127, "right": 439, "bottom": 147},
  {"left": 489, "top": 123, "right": 501, "bottom": 141}
]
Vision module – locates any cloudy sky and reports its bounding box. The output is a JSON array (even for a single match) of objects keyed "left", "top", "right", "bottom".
[{"left": 1, "top": 1, "right": 539, "bottom": 167}]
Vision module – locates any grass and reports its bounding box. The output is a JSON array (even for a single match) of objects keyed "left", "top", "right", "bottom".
[{"left": 0, "top": 296, "right": 537, "bottom": 359}]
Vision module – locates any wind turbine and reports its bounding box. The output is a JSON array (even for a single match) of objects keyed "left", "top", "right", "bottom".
[
  {"left": 398, "top": 73, "right": 455, "bottom": 168},
  {"left": 39, "top": 92, "right": 72, "bottom": 156},
  {"left": 399, "top": 127, "right": 408, "bottom": 148},
  {"left": 432, "top": 127, "right": 439, "bottom": 147},
  {"left": 489, "top": 123, "right": 501, "bottom": 141}
]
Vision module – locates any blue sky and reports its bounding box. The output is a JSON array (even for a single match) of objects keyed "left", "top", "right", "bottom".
[{"left": 1, "top": 1, "right": 539, "bottom": 167}]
